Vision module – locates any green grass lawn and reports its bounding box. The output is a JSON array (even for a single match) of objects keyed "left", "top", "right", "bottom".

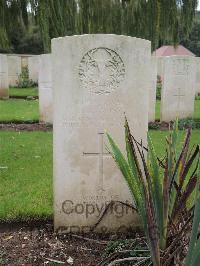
[
  {"left": 194, "top": 99, "right": 200, "bottom": 119},
  {"left": 155, "top": 99, "right": 200, "bottom": 120},
  {"left": 0, "top": 94, "right": 199, "bottom": 124},
  {"left": 0, "top": 99, "right": 39, "bottom": 122},
  {"left": 0, "top": 131, "right": 52, "bottom": 221},
  {"left": 9, "top": 87, "right": 38, "bottom": 97},
  {"left": 0, "top": 129, "right": 199, "bottom": 222}
]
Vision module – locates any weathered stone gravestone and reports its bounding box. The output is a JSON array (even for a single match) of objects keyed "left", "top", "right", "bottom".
[
  {"left": 38, "top": 54, "right": 53, "bottom": 123},
  {"left": 161, "top": 56, "right": 196, "bottom": 122},
  {"left": 0, "top": 54, "right": 9, "bottom": 99},
  {"left": 148, "top": 56, "right": 157, "bottom": 122},
  {"left": 195, "top": 57, "right": 200, "bottom": 94},
  {"left": 7, "top": 55, "right": 21, "bottom": 87},
  {"left": 156, "top": 56, "right": 165, "bottom": 80},
  {"left": 28, "top": 56, "right": 39, "bottom": 83},
  {"left": 21, "top": 56, "right": 29, "bottom": 69},
  {"left": 52, "top": 34, "right": 151, "bottom": 233}
]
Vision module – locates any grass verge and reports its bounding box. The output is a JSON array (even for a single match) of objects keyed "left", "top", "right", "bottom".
[
  {"left": 0, "top": 131, "right": 52, "bottom": 221},
  {"left": 0, "top": 99, "right": 39, "bottom": 123},
  {"left": 9, "top": 87, "right": 38, "bottom": 97}
]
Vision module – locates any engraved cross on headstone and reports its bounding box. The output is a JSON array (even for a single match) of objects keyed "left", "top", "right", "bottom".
[
  {"left": 173, "top": 88, "right": 185, "bottom": 113},
  {"left": 83, "top": 133, "right": 111, "bottom": 191}
]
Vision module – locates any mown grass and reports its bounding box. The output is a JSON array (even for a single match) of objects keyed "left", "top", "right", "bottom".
[
  {"left": 0, "top": 130, "right": 199, "bottom": 222},
  {"left": 155, "top": 99, "right": 200, "bottom": 120},
  {"left": 9, "top": 87, "right": 38, "bottom": 97},
  {"left": 0, "top": 99, "right": 39, "bottom": 122},
  {"left": 0, "top": 131, "right": 52, "bottom": 221},
  {"left": 194, "top": 99, "right": 200, "bottom": 119},
  {"left": 0, "top": 95, "right": 199, "bottom": 124}
]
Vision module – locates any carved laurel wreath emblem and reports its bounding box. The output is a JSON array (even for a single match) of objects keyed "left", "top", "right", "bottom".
[{"left": 79, "top": 47, "right": 125, "bottom": 95}]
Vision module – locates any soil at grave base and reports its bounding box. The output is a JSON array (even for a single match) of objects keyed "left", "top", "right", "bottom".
[
  {"left": 0, "top": 221, "right": 141, "bottom": 266},
  {"left": 0, "top": 123, "right": 52, "bottom": 132},
  {"left": 0, "top": 122, "right": 169, "bottom": 132}
]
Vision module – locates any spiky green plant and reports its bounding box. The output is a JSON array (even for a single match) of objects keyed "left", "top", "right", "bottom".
[
  {"left": 107, "top": 119, "right": 200, "bottom": 266},
  {"left": 185, "top": 165, "right": 200, "bottom": 266}
]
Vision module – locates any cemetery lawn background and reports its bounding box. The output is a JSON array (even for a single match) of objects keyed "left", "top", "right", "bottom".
[
  {"left": 9, "top": 87, "right": 38, "bottom": 97},
  {"left": 1, "top": 97, "right": 199, "bottom": 124},
  {"left": 0, "top": 99, "right": 39, "bottom": 123},
  {"left": 0, "top": 131, "right": 52, "bottom": 221}
]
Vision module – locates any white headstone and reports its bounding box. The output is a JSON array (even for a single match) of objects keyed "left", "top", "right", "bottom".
[
  {"left": 7, "top": 55, "right": 21, "bottom": 87},
  {"left": 28, "top": 56, "right": 39, "bottom": 83},
  {"left": 148, "top": 56, "right": 157, "bottom": 122},
  {"left": 195, "top": 57, "right": 200, "bottom": 94},
  {"left": 156, "top": 56, "right": 165, "bottom": 79},
  {"left": 21, "top": 56, "right": 29, "bottom": 69},
  {"left": 0, "top": 54, "right": 9, "bottom": 99},
  {"left": 38, "top": 54, "right": 53, "bottom": 123},
  {"left": 52, "top": 34, "right": 151, "bottom": 233},
  {"left": 161, "top": 56, "right": 196, "bottom": 122}
]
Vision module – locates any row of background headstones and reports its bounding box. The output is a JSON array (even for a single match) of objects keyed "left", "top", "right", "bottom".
[
  {"left": 0, "top": 54, "right": 39, "bottom": 89},
  {"left": 0, "top": 50, "right": 200, "bottom": 124}
]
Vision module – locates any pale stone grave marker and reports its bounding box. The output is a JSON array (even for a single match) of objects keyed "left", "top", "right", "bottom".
[
  {"left": 156, "top": 56, "right": 165, "bottom": 79},
  {"left": 148, "top": 56, "right": 157, "bottom": 122},
  {"left": 0, "top": 54, "right": 9, "bottom": 99},
  {"left": 28, "top": 55, "right": 39, "bottom": 83},
  {"left": 38, "top": 54, "right": 53, "bottom": 123},
  {"left": 52, "top": 34, "right": 151, "bottom": 233},
  {"left": 21, "top": 56, "right": 29, "bottom": 69},
  {"left": 7, "top": 55, "right": 21, "bottom": 87},
  {"left": 161, "top": 56, "right": 196, "bottom": 122},
  {"left": 195, "top": 57, "right": 200, "bottom": 94}
]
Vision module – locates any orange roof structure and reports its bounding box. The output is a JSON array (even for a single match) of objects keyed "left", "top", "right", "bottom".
[{"left": 153, "top": 45, "right": 195, "bottom": 56}]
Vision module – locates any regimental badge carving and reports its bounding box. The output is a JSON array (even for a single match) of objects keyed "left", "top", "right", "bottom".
[{"left": 79, "top": 47, "right": 125, "bottom": 95}]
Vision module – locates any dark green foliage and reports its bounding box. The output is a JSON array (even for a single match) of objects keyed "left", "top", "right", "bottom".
[
  {"left": 156, "top": 83, "right": 162, "bottom": 100},
  {"left": 181, "top": 12, "right": 200, "bottom": 56},
  {"left": 196, "top": 93, "right": 200, "bottom": 100},
  {"left": 0, "top": 0, "right": 198, "bottom": 53},
  {"left": 178, "top": 118, "right": 200, "bottom": 130}
]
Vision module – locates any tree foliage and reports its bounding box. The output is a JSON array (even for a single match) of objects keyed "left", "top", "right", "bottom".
[
  {"left": 181, "top": 12, "right": 200, "bottom": 56},
  {"left": 0, "top": 0, "right": 198, "bottom": 53}
]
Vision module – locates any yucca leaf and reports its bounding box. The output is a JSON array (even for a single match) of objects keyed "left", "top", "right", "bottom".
[
  {"left": 172, "top": 175, "right": 197, "bottom": 223},
  {"left": 181, "top": 145, "right": 200, "bottom": 186},
  {"left": 130, "top": 132, "right": 160, "bottom": 265},
  {"left": 124, "top": 119, "right": 147, "bottom": 226},
  {"left": 170, "top": 142, "right": 199, "bottom": 223},
  {"left": 148, "top": 134, "right": 164, "bottom": 248},
  {"left": 190, "top": 238, "right": 200, "bottom": 266},
  {"left": 185, "top": 154, "right": 200, "bottom": 266},
  {"left": 106, "top": 132, "right": 144, "bottom": 218},
  {"left": 171, "top": 128, "right": 191, "bottom": 193},
  {"left": 168, "top": 121, "right": 182, "bottom": 217},
  {"left": 106, "top": 133, "right": 134, "bottom": 192},
  {"left": 162, "top": 156, "right": 170, "bottom": 250}
]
